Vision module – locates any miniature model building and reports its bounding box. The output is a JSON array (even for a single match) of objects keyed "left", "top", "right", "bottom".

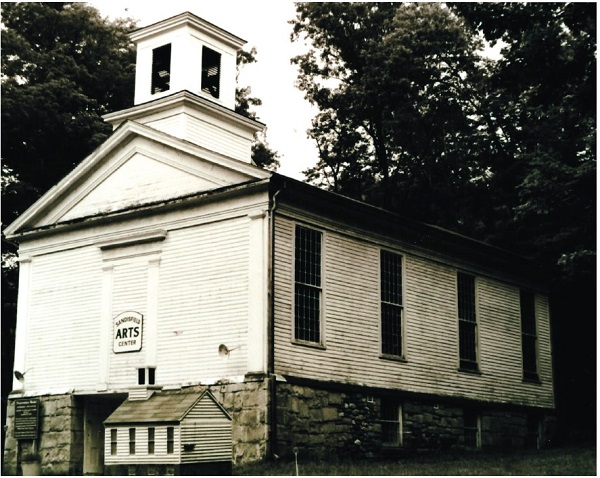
[
  {"left": 104, "top": 389, "right": 232, "bottom": 476},
  {"left": 3, "top": 11, "right": 555, "bottom": 476}
]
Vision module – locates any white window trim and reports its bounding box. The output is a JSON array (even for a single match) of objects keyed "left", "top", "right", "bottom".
[
  {"left": 379, "top": 249, "right": 406, "bottom": 360},
  {"left": 290, "top": 223, "right": 326, "bottom": 348},
  {"left": 381, "top": 402, "right": 403, "bottom": 447}
]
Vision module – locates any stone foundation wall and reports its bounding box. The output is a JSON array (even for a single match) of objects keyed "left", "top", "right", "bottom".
[
  {"left": 208, "top": 376, "right": 270, "bottom": 464},
  {"left": 402, "top": 401, "right": 464, "bottom": 450},
  {"left": 2, "top": 394, "right": 84, "bottom": 476},
  {"left": 275, "top": 382, "right": 555, "bottom": 459},
  {"left": 275, "top": 384, "right": 381, "bottom": 459}
]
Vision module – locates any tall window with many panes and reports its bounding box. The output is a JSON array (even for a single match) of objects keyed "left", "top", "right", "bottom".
[
  {"left": 458, "top": 272, "right": 478, "bottom": 371},
  {"left": 520, "top": 290, "right": 538, "bottom": 381},
  {"left": 381, "top": 250, "right": 403, "bottom": 357},
  {"left": 294, "top": 225, "right": 322, "bottom": 344}
]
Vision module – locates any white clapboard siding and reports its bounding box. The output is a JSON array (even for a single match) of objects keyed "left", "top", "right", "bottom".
[
  {"left": 104, "top": 426, "right": 180, "bottom": 465},
  {"left": 108, "top": 259, "right": 148, "bottom": 387},
  {"left": 274, "top": 215, "right": 554, "bottom": 409},
  {"left": 26, "top": 246, "right": 103, "bottom": 392},
  {"left": 156, "top": 217, "right": 250, "bottom": 383},
  {"left": 145, "top": 114, "right": 250, "bottom": 163},
  {"left": 180, "top": 424, "right": 232, "bottom": 463},
  {"left": 478, "top": 278, "right": 523, "bottom": 378}
]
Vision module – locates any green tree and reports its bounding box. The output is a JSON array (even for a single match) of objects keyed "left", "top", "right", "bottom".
[
  {"left": 451, "top": 2, "right": 595, "bottom": 269},
  {"left": 1, "top": 2, "right": 137, "bottom": 226},
  {"left": 291, "top": 3, "right": 493, "bottom": 233}
]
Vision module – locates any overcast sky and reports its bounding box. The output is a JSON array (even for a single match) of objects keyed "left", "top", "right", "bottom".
[{"left": 91, "top": 1, "right": 318, "bottom": 179}]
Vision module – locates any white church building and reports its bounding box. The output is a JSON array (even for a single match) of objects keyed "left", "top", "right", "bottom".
[{"left": 3, "top": 12, "right": 555, "bottom": 475}]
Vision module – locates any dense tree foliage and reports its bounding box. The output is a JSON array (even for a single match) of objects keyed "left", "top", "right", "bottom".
[
  {"left": 292, "top": 2, "right": 595, "bottom": 439},
  {"left": 292, "top": 3, "right": 496, "bottom": 233},
  {"left": 1, "top": 2, "right": 137, "bottom": 227}
]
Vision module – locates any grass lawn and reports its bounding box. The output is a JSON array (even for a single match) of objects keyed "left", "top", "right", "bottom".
[{"left": 235, "top": 445, "right": 596, "bottom": 476}]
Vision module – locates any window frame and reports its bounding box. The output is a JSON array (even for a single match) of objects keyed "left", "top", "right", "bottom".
[
  {"left": 520, "top": 290, "right": 539, "bottom": 382},
  {"left": 166, "top": 426, "right": 175, "bottom": 454},
  {"left": 457, "top": 272, "right": 480, "bottom": 372},
  {"left": 292, "top": 224, "right": 324, "bottom": 346},
  {"left": 148, "top": 427, "right": 155, "bottom": 455},
  {"left": 128, "top": 428, "right": 136, "bottom": 455},
  {"left": 463, "top": 410, "right": 481, "bottom": 449},
  {"left": 380, "top": 249, "right": 405, "bottom": 359},
  {"left": 525, "top": 413, "right": 541, "bottom": 449},
  {"left": 381, "top": 400, "right": 403, "bottom": 447},
  {"left": 110, "top": 428, "right": 117, "bottom": 456}
]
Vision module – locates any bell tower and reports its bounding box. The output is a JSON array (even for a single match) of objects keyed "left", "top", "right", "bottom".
[
  {"left": 130, "top": 12, "right": 242, "bottom": 109},
  {"left": 103, "top": 12, "right": 263, "bottom": 164}
]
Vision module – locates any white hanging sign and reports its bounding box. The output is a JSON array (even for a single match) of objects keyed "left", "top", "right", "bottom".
[{"left": 113, "top": 311, "right": 143, "bottom": 353}]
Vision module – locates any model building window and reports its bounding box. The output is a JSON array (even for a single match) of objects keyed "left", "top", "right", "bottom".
[
  {"left": 458, "top": 272, "right": 478, "bottom": 371},
  {"left": 381, "top": 400, "right": 402, "bottom": 447},
  {"left": 294, "top": 225, "right": 322, "bottom": 344},
  {"left": 166, "top": 426, "right": 174, "bottom": 454},
  {"left": 151, "top": 44, "right": 171, "bottom": 94},
  {"left": 381, "top": 250, "right": 403, "bottom": 357},
  {"left": 520, "top": 290, "right": 539, "bottom": 381},
  {"left": 110, "top": 429, "right": 117, "bottom": 455},
  {"left": 201, "top": 46, "right": 221, "bottom": 99},
  {"left": 463, "top": 410, "right": 481, "bottom": 448},
  {"left": 148, "top": 427, "right": 155, "bottom": 455},
  {"left": 129, "top": 428, "right": 136, "bottom": 455}
]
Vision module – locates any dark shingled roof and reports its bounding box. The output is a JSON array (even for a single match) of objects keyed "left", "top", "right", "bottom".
[{"left": 105, "top": 389, "right": 207, "bottom": 425}]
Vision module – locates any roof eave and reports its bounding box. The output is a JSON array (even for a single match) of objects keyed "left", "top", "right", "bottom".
[{"left": 129, "top": 12, "right": 246, "bottom": 50}]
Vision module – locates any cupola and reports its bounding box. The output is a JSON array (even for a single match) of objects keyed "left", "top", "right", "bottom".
[
  {"left": 131, "top": 12, "right": 242, "bottom": 109},
  {"left": 103, "top": 12, "right": 264, "bottom": 164}
]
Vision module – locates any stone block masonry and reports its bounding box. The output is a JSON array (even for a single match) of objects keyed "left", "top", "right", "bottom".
[
  {"left": 276, "top": 383, "right": 382, "bottom": 460},
  {"left": 274, "top": 381, "right": 556, "bottom": 460},
  {"left": 3, "top": 394, "right": 84, "bottom": 476},
  {"left": 209, "top": 376, "right": 270, "bottom": 464}
]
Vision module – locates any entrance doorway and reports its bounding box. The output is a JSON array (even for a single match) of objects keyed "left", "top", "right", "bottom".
[{"left": 83, "top": 396, "right": 123, "bottom": 475}]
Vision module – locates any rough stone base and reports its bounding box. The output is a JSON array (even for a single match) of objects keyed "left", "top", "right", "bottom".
[
  {"left": 275, "top": 381, "right": 556, "bottom": 459},
  {"left": 208, "top": 375, "right": 270, "bottom": 464},
  {"left": 2, "top": 394, "right": 84, "bottom": 476}
]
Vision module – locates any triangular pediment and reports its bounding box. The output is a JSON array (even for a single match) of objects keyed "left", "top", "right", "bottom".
[{"left": 5, "top": 121, "right": 270, "bottom": 237}]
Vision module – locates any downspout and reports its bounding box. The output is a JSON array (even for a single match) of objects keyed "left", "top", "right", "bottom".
[{"left": 267, "top": 178, "right": 286, "bottom": 459}]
